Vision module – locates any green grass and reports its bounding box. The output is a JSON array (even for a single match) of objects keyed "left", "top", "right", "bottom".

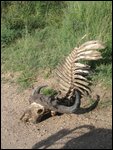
[
  {"left": 41, "top": 88, "right": 57, "bottom": 96},
  {"left": 1, "top": 1, "right": 112, "bottom": 89},
  {"left": 91, "top": 64, "right": 112, "bottom": 88}
]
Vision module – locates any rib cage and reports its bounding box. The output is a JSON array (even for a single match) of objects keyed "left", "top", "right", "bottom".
[{"left": 56, "top": 40, "right": 105, "bottom": 98}]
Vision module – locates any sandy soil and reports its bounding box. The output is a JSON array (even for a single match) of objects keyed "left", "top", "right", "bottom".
[{"left": 1, "top": 73, "right": 112, "bottom": 149}]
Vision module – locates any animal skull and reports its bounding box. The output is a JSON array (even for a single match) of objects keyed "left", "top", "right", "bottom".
[{"left": 20, "top": 102, "right": 56, "bottom": 123}]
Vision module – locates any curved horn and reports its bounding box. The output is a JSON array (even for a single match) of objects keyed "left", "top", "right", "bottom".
[
  {"left": 74, "top": 95, "right": 100, "bottom": 114},
  {"left": 32, "top": 85, "right": 48, "bottom": 95},
  {"left": 30, "top": 89, "right": 81, "bottom": 114},
  {"left": 53, "top": 93, "right": 100, "bottom": 114},
  {"left": 30, "top": 88, "right": 99, "bottom": 114},
  {"left": 53, "top": 90, "right": 81, "bottom": 113}
]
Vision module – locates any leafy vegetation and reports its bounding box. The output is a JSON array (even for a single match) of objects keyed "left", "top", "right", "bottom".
[{"left": 1, "top": 1, "right": 112, "bottom": 89}]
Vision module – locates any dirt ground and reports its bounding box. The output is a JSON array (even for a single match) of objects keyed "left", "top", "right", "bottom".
[{"left": 1, "top": 73, "right": 112, "bottom": 149}]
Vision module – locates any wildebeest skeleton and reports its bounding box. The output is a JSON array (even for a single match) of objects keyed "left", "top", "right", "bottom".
[{"left": 20, "top": 40, "right": 105, "bottom": 123}]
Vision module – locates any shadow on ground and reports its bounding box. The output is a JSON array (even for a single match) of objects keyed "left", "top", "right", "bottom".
[{"left": 32, "top": 125, "right": 112, "bottom": 149}]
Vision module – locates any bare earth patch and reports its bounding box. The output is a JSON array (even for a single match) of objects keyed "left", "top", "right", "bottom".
[{"left": 1, "top": 73, "right": 112, "bottom": 149}]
